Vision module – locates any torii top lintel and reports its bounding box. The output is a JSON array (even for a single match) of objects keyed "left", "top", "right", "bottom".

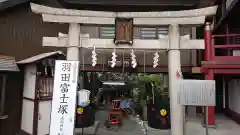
[{"left": 30, "top": 3, "right": 217, "bottom": 25}]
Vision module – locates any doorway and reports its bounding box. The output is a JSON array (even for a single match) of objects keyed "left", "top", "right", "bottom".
[{"left": 215, "top": 75, "right": 224, "bottom": 114}]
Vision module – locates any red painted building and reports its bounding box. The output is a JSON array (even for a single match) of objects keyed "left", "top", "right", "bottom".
[{"left": 201, "top": 0, "right": 240, "bottom": 125}]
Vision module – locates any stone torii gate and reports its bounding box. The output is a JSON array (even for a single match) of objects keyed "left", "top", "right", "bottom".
[{"left": 30, "top": 3, "right": 217, "bottom": 135}]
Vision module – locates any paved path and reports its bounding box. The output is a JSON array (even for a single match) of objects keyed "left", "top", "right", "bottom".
[{"left": 91, "top": 111, "right": 240, "bottom": 135}]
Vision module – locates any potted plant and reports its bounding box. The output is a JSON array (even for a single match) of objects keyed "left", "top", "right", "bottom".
[
  {"left": 146, "top": 74, "right": 170, "bottom": 129},
  {"left": 129, "top": 73, "right": 170, "bottom": 129},
  {"left": 128, "top": 74, "right": 167, "bottom": 119}
]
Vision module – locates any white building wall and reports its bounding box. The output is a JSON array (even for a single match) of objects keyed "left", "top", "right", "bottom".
[
  {"left": 38, "top": 101, "right": 52, "bottom": 135},
  {"left": 228, "top": 79, "right": 240, "bottom": 114},
  {"left": 228, "top": 51, "right": 240, "bottom": 114},
  {"left": 23, "top": 64, "right": 37, "bottom": 99},
  {"left": 233, "top": 50, "right": 240, "bottom": 56},
  {"left": 21, "top": 64, "right": 37, "bottom": 134},
  {"left": 21, "top": 100, "right": 34, "bottom": 134}
]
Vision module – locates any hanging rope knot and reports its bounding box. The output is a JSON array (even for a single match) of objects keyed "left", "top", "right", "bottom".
[
  {"left": 92, "top": 46, "right": 97, "bottom": 67},
  {"left": 111, "top": 50, "right": 117, "bottom": 68},
  {"left": 131, "top": 49, "right": 137, "bottom": 68},
  {"left": 153, "top": 51, "right": 159, "bottom": 68}
]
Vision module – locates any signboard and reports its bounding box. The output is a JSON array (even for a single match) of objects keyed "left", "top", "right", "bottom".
[
  {"left": 114, "top": 18, "right": 133, "bottom": 45},
  {"left": 50, "top": 60, "right": 79, "bottom": 135},
  {"left": 107, "top": 60, "right": 130, "bottom": 67},
  {"left": 177, "top": 80, "right": 215, "bottom": 106}
]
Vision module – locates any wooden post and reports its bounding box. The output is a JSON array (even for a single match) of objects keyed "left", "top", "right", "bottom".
[{"left": 0, "top": 75, "right": 7, "bottom": 117}]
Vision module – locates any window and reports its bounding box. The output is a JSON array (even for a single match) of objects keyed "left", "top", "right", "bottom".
[
  {"left": 37, "top": 77, "right": 54, "bottom": 98},
  {"left": 99, "top": 26, "right": 168, "bottom": 39},
  {"left": 163, "top": 74, "right": 169, "bottom": 88},
  {"left": 232, "top": 28, "right": 240, "bottom": 44},
  {"left": 99, "top": 27, "right": 115, "bottom": 39},
  {"left": 140, "top": 27, "right": 157, "bottom": 39},
  {"left": 140, "top": 27, "right": 168, "bottom": 39}
]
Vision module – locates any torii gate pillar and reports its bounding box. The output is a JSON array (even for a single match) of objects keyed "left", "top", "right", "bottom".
[
  {"left": 168, "top": 24, "right": 184, "bottom": 134},
  {"left": 67, "top": 23, "right": 80, "bottom": 61}
]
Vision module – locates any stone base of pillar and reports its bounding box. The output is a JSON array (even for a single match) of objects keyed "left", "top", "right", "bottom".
[
  {"left": 201, "top": 123, "right": 217, "bottom": 128},
  {"left": 202, "top": 106, "right": 216, "bottom": 128}
]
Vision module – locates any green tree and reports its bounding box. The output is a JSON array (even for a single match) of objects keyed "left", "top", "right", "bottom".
[{"left": 129, "top": 73, "right": 167, "bottom": 98}]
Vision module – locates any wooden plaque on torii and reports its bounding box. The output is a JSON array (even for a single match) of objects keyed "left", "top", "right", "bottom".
[{"left": 114, "top": 18, "right": 133, "bottom": 45}]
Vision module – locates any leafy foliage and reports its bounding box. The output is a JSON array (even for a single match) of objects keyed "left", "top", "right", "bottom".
[
  {"left": 129, "top": 73, "right": 167, "bottom": 97},
  {"left": 96, "top": 72, "right": 168, "bottom": 98}
]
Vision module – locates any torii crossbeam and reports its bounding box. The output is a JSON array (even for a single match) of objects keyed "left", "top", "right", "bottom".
[{"left": 43, "top": 33, "right": 204, "bottom": 50}]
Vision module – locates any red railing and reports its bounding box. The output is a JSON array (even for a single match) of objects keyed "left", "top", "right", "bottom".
[
  {"left": 213, "top": 34, "right": 240, "bottom": 49},
  {"left": 197, "top": 33, "right": 240, "bottom": 65},
  {"left": 209, "top": 34, "right": 240, "bottom": 61}
]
